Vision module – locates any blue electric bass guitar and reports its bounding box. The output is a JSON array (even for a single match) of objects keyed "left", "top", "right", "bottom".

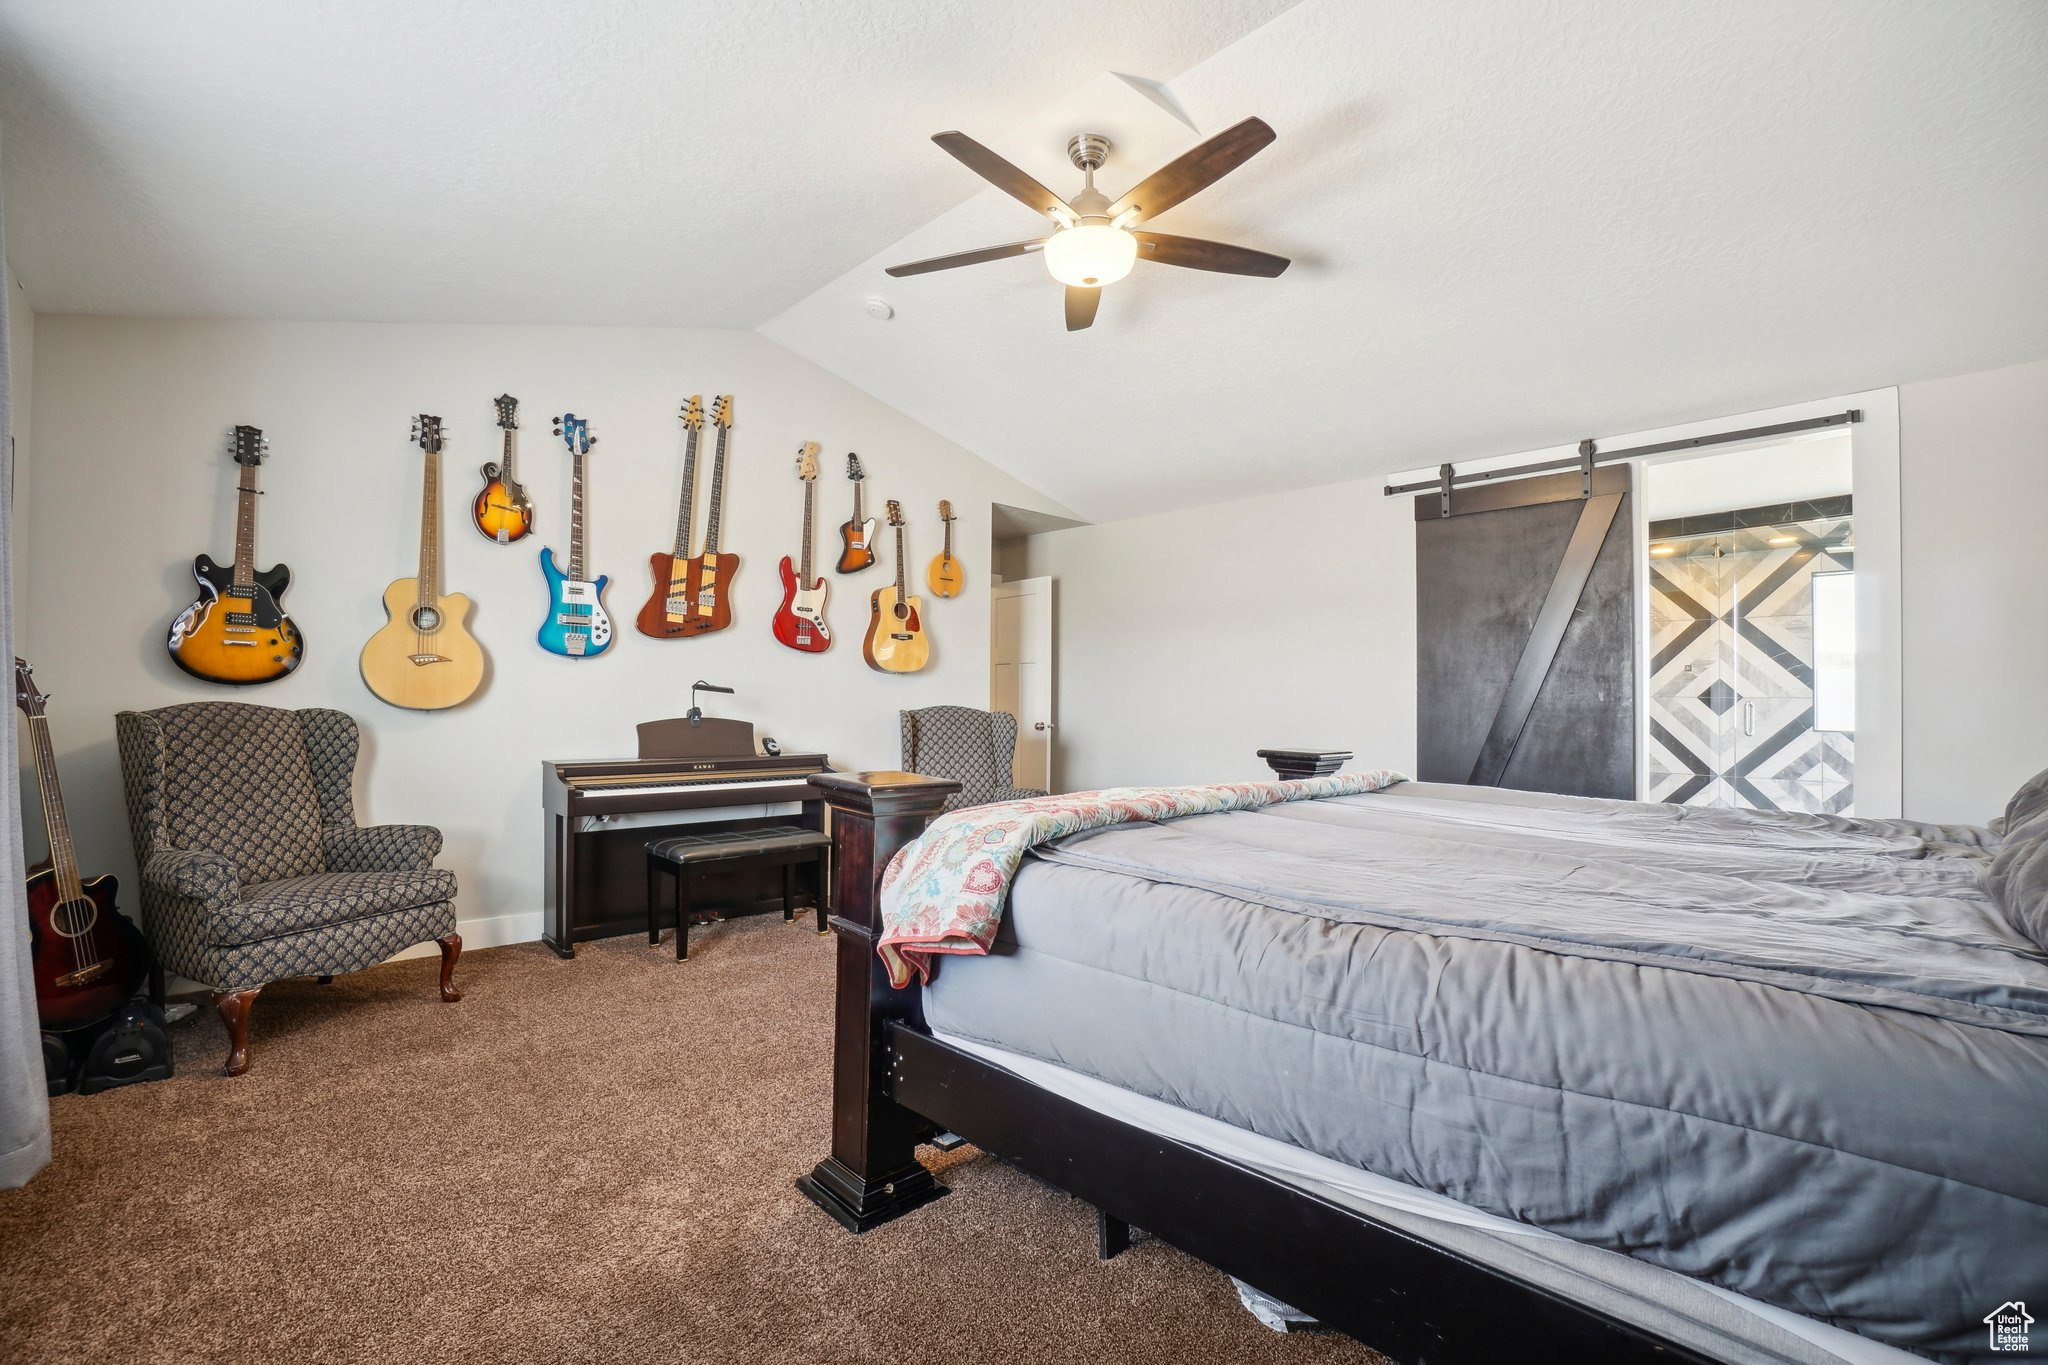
[{"left": 536, "top": 413, "right": 614, "bottom": 659}]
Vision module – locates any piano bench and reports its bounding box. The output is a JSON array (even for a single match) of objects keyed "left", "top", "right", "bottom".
[{"left": 644, "top": 826, "right": 833, "bottom": 960}]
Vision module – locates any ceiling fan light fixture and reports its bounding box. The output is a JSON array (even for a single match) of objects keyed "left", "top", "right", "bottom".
[{"left": 1043, "top": 222, "right": 1137, "bottom": 288}]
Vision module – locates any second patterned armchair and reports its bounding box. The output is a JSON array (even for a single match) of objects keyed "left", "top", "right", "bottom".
[
  {"left": 115, "top": 702, "right": 460, "bottom": 1076},
  {"left": 899, "top": 706, "right": 1048, "bottom": 813}
]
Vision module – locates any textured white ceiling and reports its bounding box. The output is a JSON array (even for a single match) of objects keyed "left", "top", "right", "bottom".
[
  {"left": 765, "top": 0, "right": 2048, "bottom": 520},
  {"left": 0, "top": 0, "right": 1297, "bottom": 325}
]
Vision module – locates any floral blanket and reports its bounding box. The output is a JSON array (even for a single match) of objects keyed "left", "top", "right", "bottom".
[{"left": 876, "top": 772, "right": 1406, "bottom": 988}]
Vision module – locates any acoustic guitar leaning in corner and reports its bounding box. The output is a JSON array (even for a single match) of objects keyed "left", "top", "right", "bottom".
[
  {"left": 472, "top": 392, "right": 534, "bottom": 543},
  {"left": 836, "top": 452, "right": 878, "bottom": 573},
  {"left": 537, "top": 413, "right": 614, "bottom": 659},
  {"left": 360, "top": 415, "right": 487, "bottom": 709},
  {"left": 772, "top": 442, "right": 831, "bottom": 653},
  {"left": 167, "top": 424, "right": 305, "bottom": 685},
  {"left": 926, "top": 498, "right": 965, "bottom": 597},
  {"left": 863, "top": 499, "right": 930, "bottom": 673}
]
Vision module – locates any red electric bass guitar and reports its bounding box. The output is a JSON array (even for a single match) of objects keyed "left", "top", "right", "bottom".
[
  {"left": 16, "top": 658, "right": 153, "bottom": 1031},
  {"left": 772, "top": 443, "right": 831, "bottom": 653}
]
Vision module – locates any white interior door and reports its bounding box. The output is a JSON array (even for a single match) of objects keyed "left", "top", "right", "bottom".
[{"left": 991, "top": 576, "right": 1054, "bottom": 792}]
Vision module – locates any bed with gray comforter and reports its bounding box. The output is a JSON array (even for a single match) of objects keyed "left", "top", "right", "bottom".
[{"left": 919, "top": 781, "right": 2048, "bottom": 1364}]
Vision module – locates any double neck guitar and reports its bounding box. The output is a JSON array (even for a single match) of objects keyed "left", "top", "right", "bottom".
[{"left": 640, "top": 394, "right": 739, "bottom": 638}]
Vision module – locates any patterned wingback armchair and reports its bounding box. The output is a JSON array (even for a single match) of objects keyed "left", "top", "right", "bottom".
[
  {"left": 115, "top": 702, "right": 461, "bottom": 1075},
  {"left": 899, "top": 706, "right": 1048, "bottom": 813}
]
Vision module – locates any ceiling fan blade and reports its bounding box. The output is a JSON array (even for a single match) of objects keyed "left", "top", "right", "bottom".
[
  {"left": 885, "top": 239, "right": 1047, "bottom": 278},
  {"left": 1133, "top": 232, "right": 1290, "bottom": 278},
  {"left": 931, "top": 132, "right": 1072, "bottom": 218},
  {"left": 1064, "top": 285, "right": 1100, "bottom": 331},
  {"left": 1107, "top": 116, "right": 1277, "bottom": 226}
]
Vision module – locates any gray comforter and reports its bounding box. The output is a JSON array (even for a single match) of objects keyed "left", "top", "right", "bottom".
[{"left": 920, "top": 782, "right": 2048, "bottom": 1363}]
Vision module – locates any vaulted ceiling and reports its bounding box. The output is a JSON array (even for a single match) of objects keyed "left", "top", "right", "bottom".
[{"left": 5, "top": 0, "right": 2046, "bottom": 521}]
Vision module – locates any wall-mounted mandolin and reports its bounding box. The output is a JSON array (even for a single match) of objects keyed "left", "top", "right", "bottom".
[
  {"left": 863, "top": 500, "right": 930, "bottom": 674},
  {"left": 361, "top": 416, "right": 487, "bottom": 709},
  {"left": 16, "top": 658, "right": 153, "bottom": 1032},
  {"left": 167, "top": 424, "right": 305, "bottom": 685},
  {"left": 473, "top": 393, "right": 534, "bottom": 543},
  {"left": 927, "top": 499, "right": 965, "bottom": 598},
  {"left": 836, "top": 453, "right": 878, "bottom": 573},
  {"left": 537, "top": 413, "right": 614, "bottom": 659},
  {"left": 772, "top": 443, "right": 831, "bottom": 653}
]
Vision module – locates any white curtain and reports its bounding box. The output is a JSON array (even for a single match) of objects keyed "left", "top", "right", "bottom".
[{"left": 0, "top": 123, "right": 52, "bottom": 1188}]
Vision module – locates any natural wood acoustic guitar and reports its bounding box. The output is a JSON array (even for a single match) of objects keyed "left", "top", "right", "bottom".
[
  {"left": 836, "top": 453, "right": 878, "bottom": 573},
  {"left": 167, "top": 424, "right": 305, "bottom": 685},
  {"left": 16, "top": 658, "right": 152, "bottom": 1032},
  {"left": 926, "top": 499, "right": 965, "bottom": 597},
  {"left": 772, "top": 443, "right": 831, "bottom": 653},
  {"left": 361, "top": 415, "right": 487, "bottom": 709},
  {"left": 863, "top": 500, "right": 930, "bottom": 673},
  {"left": 472, "top": 392, "right": 534, "bottom": 543}
]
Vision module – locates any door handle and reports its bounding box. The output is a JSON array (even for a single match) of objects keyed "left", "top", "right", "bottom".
[
  {"left": 1034, "top": 721, "right": 1054, "bottom": 732},
  {"left": 1743, "top": 701, "right": 1755, "bottom": 737}
]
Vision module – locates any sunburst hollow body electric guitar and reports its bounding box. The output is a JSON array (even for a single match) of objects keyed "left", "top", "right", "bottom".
[
  {"left": 926, "top": 499, "right": 965, "bottom": 597},
  {"left": 473, "top": 393, "right": 534, "bottom": 543},
  {"left": 836, "top": 453, "right": 877, "bottom": 573},
  {"left": 168, "top": 424, "right": 305, "bottom": 685},
  {"left": 17, "top": 658, "right": 152, "bottom": 1032},
  {"left": 864, "top": 500, "right": 930, "bottom": 674},
  {"left": 537, "top": 414, "right": 614, "bottom": 659},
  {"left": 772, "top": 443, "right": 830, "bottom": 653},
  {"left": 360, "top": 415, "right": 487, "bottom": 709}
]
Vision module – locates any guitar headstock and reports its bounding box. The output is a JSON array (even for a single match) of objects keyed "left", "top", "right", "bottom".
[
  {"left": 13, "top": 657, "right": 47, "bottom": 720},
  {"left": 886, "top": 499, "right": 905, "bottom": 527},
  {"left": 411, "top": 414, "right": 445, "bottom": 454},
  {"left": 679, "top": 394, "right": 705, "bottom": 431},
  {"left": 846, "top": 453, "right": 866, "bottom": 482},
  {"left": 552, "top": 413, "right": 596, "bottom": 456},
  {"left": 795, "top": 442, "right": 821, "bottom": 481},
  {"left": 494, "top": 394, "right": 519, "bottom": 430},
  {"left": 937, "top": 499, "right": 955, "bottom": 522},
  {"left": 229, "top": 424, "right": 269, "bottom": 467},
  {"left": 711, "top": 395, "right": 734, "bottom": 430}
]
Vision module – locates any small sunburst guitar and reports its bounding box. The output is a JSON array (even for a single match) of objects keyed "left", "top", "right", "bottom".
[
  {"left": 926, "top": 499, "right": 965, "bottom": 597},
  {"left": 864, "top": 500, "right": 930, "bottom": 674},
  {"left": 537, "top": 413, "right": 614, "bottom": 659},
  {"left": 473, "top": 393, "right": 534, "bottom": 543},
  {"left": 168, "top": 424, "right": 305, "bottom": 685},
  {"left": 772, "top": 443, "right": 830, "bottom": 653},
  {"left": 836, "top": 453, "right": 877, "bottom": 573},
  {"left": 360, "top": 416, "right": 486, "bottom": 709}
]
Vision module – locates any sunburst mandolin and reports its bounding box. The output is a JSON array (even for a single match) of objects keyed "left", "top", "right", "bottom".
[
  {"left": 361, "top": 415, "right": 487, "bottom": 709},
  {"left": 167, "top": 425, "right": 305, "bottom": 685},
  {"left": 472, "top": 393, "right": 534, "bottom": 543}
]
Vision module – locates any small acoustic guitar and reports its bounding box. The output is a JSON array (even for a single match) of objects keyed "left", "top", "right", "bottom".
[
  {"left": 167, "top": 424, "right": 305, "bottom": 685},
  {"left": 926, "top": 499, "right": 965, "bottom": 598},
  {"left": 772, "top": 443, "right": 831, "bottom": 653},
  {"left": 836, "top": 453, "right": 878, "bottom": 573},
  {"left": 472, "top": 393, "right": 534, "bottom": 543},
  {"left": 17, "top": 658, "right": 152, "bottom": 1032},
  {"left": 537, "top": 414, "right": 614, "bottom": 659},
  {"left": 863, "top": 500, "right": 930, "bottom": 674},
  {"left": 361, "top": 416, "right": 487, "bottom": 709}
]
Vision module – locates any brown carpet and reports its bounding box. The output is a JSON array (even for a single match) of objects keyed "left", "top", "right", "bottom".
[{"left": 0, "top": 914, "right": 1391, "bottom": 1365}]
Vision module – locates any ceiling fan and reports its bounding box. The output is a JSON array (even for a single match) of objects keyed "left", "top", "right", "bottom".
[{"left": 886, "top": 117, "right": 1290, "bottom": 331}]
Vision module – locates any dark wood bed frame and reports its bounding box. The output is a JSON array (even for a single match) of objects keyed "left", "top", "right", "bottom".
[{"left": 796, "top": 763, "right": 1722, "bottom": 1365}]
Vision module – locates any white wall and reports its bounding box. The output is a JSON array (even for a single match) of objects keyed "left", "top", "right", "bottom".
[
  {"left": 1642, "top": 433, "right": 1853, "bottom": 521},
  {"left": 1020, "top": 476, "right": 1418, "bottom": 792},
  {"left": 1899, "top": 358, "right": 2048, "bottom": 824},
  {"left": 23, "top": 318, "right": 1070, "bottom": 950},
  {"left": 5, "top": 261, "right": 30, "bottom": 653}
]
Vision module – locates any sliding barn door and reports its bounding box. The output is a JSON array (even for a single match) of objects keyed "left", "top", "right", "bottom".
[{"left": 1415, "top": 466, "right": 1636, "bottom": 798}]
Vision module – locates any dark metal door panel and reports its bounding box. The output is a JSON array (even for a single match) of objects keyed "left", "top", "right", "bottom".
[{"left": 1415, "top": 466, "right": 1636, "bottom": 798}]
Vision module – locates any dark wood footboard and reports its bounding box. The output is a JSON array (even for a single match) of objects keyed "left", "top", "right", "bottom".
[{"left": 798, "top": 764, "right": 1721, "bottom": 1365}]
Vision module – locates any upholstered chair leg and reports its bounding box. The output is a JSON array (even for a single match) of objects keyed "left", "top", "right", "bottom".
[
  {"left": 436, "top": 933, "right": 463, "bottom": 1002},
  {"left": 212, "top": 987, "right": 262, "bottom": 1077}
]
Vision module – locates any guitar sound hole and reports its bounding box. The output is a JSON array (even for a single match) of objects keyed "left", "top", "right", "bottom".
[
  {"left": 53, "top": 898, "right": 97, "bottom": 936},
  {"left": 410, "top": 606, "right": 444, "bottom": 633}
]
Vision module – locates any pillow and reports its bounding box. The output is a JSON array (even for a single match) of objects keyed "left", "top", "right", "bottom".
[{"left": 1987, "top": 767, "right": 2048, "bottom": 951}]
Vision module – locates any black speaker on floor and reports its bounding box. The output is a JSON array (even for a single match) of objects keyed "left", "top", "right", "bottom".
[
  {"left": 42, "top": 1030, "right": 78, "bottom": 1097},
  {"left": 77, "top": 1000, "right": 173, "bottom": 1094}
]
